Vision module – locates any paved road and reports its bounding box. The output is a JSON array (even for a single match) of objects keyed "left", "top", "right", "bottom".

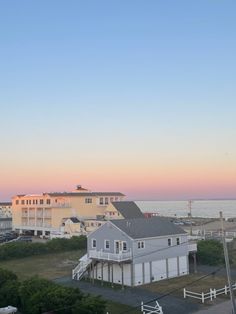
[
  {"left": 54, "top": 276, "right": 202, "bottom": 314},
  {"left": 193, "top": 299, "right": 235, "bottom": 314}
]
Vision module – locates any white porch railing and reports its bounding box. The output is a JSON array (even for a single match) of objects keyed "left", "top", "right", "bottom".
[
  {"left": 141, "top": 301, "right": 163, "bottom": 314},
  {"left": 89, "top": 249, "right": 132, "bottom": 262},
  {"left": 184, "top": 283, "right": 236, "bottom": 303},
  {"left": 72, "top": 254, "right": 92, "bottom": 280}
]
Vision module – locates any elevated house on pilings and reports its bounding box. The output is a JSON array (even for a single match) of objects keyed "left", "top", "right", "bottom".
[{"left": 72, "top": 217, "right": 197, "bottom": 287}]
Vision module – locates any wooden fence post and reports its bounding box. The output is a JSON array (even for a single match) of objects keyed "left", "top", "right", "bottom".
[
  {"left": 141, "top": 301, "right": 144, "bottom": 312},
  {"left": 202, "top": 292, "right": 204, "bottom": 304},
  {"left": 184, "top": 288, "right": 186, "bottom": 298}
]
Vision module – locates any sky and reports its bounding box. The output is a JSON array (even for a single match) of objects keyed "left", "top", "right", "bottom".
[{"left": 1, "top": 1, "right": 236, "bottom": 201}]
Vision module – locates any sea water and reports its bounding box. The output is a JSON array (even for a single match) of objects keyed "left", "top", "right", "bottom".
[{"left": 136, "top": 200, "right": 236, "bottom": 219}]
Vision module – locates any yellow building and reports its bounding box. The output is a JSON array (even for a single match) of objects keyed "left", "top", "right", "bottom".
[{"left": 12, "top": 186, "right": 125, "bottom": 236}]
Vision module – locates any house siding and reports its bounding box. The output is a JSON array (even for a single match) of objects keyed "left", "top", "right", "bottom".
[
  {"left": 88, "top": 222, "right": 132, "bottom": 254},
  {"left": 132, "top": 235, "right": 188, "bottom": 264},
  {"left": 84, "top": 221, "right": 189, "bottom": 287}
]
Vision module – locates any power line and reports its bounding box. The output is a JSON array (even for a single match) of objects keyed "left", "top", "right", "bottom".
[{"left": 117, "top": 266, "right": 224, "bottom": 314}]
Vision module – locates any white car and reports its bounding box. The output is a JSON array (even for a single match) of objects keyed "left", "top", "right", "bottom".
[{"left": 0, "top": 306, "right": 17, "bottom": 314}]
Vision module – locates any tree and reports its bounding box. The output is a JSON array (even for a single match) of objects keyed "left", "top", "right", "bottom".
[
  {"left": 0, "top": 280, "right": 20, "bottom": 308},
  {"left": 0, "top": 268, "right": 17, "bottom": 288},
  {"left": 197, "top": 239, "right": 224, "bottom": 265},
  {"left": 72, "top": 296, "right": 106, "bottom": 314},
  {"left": 19, "top": 277, "right": 83, "bottom": 314}
]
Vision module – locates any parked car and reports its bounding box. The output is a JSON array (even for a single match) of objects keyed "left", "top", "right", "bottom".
[
  {"left": 0, "top": 236, "right": 5, "bottom": 243},
  {"left": 3, "top": 232, "right": 18, "bottom": 241}
]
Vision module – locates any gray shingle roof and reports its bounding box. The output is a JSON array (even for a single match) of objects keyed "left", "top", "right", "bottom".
[
  {"left": 112, "top": 201, "right": 144, "bottom": 219},
  {"left": 111, "top": 217, "right": 186, "bottom": 239}
]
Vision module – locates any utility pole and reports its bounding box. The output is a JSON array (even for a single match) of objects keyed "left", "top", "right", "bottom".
[
  {"left": 188, "top": 200, "right": 193, "bottom": 236},
  {"left": 220, "top": 211, "right": 236, "bottom": 314}
]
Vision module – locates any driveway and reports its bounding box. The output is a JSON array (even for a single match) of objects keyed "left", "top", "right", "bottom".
[{"left": 54, "top": 276, "right": 203, "bottom": 314}]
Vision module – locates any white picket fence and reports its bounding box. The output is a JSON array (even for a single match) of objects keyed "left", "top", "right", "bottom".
[
  {"left": 184, "top": 283, "right": 236, "bottom": 303},
  {"left": 141, "top": 301, "right": 163, "bottom": 314},
  {"left": 107, "top": 301, "right": 163, "bottom": 314}
]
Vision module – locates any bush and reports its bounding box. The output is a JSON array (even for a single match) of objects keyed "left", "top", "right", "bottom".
[
  {"left": 73, "top": 296, "right": 106, "bottom": 314},
  {"left": 0, "top": 236, "right": 87, "bottom": 261},
  {"left": 197, "top": 239, "right": 224, "bottom": 265},
  {"left": 0, "top": 280, "right": 21, "bottom": 308},
  {"left": 0, "top": 268, "right": 17, "bottom": 287},
  {"left": 0, "top": 270, "right": 106, "bottom": 314},
  {"left": 0, "top": 268, "right": 20, "bottom": 308}
]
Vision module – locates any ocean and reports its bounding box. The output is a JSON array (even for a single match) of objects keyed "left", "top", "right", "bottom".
[{"left": 136, "top": 200, "right": 236, "bottom": 219}]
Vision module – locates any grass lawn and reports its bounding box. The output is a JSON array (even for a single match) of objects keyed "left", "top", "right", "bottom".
[
  {"left": 0, "top": 250, "right": 85, "bottom": 280},
  {"left": 142, "top": 273, "right": 228, "bottom": 297},
  {"left": 106, "top": 301, "right": 140, "bottom": 314}
]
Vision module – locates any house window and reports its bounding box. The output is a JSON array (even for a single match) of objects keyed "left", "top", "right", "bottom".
[
  {"left": 16, "top": 200, "right": 19, "bottom": 205},
  {"left": 99, "top": 198, "right": 104, "bottom": 205},
  {"left": 168, "top": 238, "right": 172, "bottom": 246},
  {"left": 92, "top": 239, "right": 96, "bottom": 248},
  {"left": 176, "top": 238, "right": 180, "bottom": 245},
  {"left": 85, "top": 198, "right": 92, "bottom": 204},
  {"left": 123, "top": 242, "right": 127, "bottom": 251},
  {"left": 110, "top": 197, "right": 114, "bottom": 202},
  {"left": 104, "top": 240, "right": 110, "bottom": 250},
  {"left": 35, "top": 200, "right": 38, "bottom": 205},
  {"left": 138, "top": 241, "right": 145, "bottom": 249},
  {"left": 105, "top": 197, "right": 109, "bottom": 205},
  {"left": 40, "top": 199, "right": 44, "bottom": 205},
  {"left": 21, "top": 200, "right": 25, "bottom": 205},
  {"left": 29, "top": 200, "right": 31, "bottom": 205},
  {"left": 46, "top": 199, "right": 51, "bottom": 205}
]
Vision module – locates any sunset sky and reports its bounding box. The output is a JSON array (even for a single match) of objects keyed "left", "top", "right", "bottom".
[{"left": 1, "top": 1, "right": 236, "bottom": 201}]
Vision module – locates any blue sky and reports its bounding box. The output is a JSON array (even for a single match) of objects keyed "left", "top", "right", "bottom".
[{"left": 1, "top": 1, "right": 236, "bottom": 200}]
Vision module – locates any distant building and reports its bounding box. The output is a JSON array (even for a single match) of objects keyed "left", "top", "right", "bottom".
[
  {"left": 73, "top": 217, "right": 197, "bottom": 286},
  {"left": 0, "top": 202, "right": 12, "bottom": 217},
  {"left": 0, "top": 217, "right": 12, "bottom": 234},
  {"left": 12, "top": 185, "right": 125, "bottom": 236}
]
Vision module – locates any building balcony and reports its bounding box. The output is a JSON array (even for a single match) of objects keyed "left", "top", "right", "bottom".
[{"left": 88, "top": 249, "right": 132, "bottom": 262}]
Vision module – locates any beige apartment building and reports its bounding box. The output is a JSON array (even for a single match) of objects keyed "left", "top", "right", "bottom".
[{"left": 12, "top": 186, "right": 125, "bottom": 236}]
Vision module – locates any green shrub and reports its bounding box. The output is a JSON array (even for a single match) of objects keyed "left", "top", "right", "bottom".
[
  {"left": 0, "top": 236, "right": 87, "bottom": 261},
  {"left": 0, "top": 270, "right": 106, "bottom": 314},
  {"left": 197, "top": 239, "right": 224, "bottom": 265},
  {"left": 0, "top": 268, "right": 17, "bottom": 287}
]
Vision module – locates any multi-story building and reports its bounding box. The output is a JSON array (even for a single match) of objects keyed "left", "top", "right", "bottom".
[
  {"left": 73, "top": 217, "right": 197, "bottom": 287},
  {"left": 0, "top": 217, "right": 12, "bottom": 234},
  {"left": 12, "top": 185, "right": 125, "bottom": 236},
  {"left": 0, "top": 202, "right": 12, "bottom": 217}
]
